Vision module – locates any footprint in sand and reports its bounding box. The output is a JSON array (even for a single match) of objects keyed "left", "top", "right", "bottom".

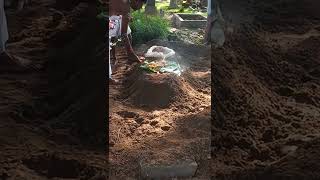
[
  {"left": 150, "top": 120, "right": 159, "bottom": 126},
  {"left": 161, "top": 126, "right": 171, "bottom": 131},
  {"left": 134, "top": 117, "right": 144, "bottom": 124},
  {"left": 117, "top": 111, "right": 139, "bottom": 119}
]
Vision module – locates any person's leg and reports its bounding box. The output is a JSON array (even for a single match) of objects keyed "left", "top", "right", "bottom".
[
  {"left": 127, "top": 25, "right": 132, "bottom": 45},
  {"left": 111, "top": 46, "right": 116, "bottom": 60},
  {"left": 121, "top": 15, "right": 140, "bottom": 62},
  {"left": 110, "top": 37, "right": 116, "bottom": 61},
  {"left": 128, "top": 33, "right": 132, "bottom": 45},
  {"left": 108, "top": 38, "right": 116, "bottom": 83}
]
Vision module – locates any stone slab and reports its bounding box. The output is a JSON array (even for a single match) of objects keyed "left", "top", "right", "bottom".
[{"left": 140, "top": 159, "right": 198, "bottom": 179}]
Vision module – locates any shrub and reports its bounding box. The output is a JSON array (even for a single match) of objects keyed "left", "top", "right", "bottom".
[
  {"left": 178, "top": 7, "right": 185, "bottom": 13},
  {"left": 130, "top": 11, "right": 170, "bottom": 45}
]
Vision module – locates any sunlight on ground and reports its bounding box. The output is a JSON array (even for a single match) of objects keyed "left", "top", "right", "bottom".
[
  {"left": 191, "top": 71, "right": 211, "bottom": 78},
  {"left": 140, "top": 0, "right": 207, "bottom": 17}
]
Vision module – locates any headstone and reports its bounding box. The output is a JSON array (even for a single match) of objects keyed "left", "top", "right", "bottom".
[{"left": 140, "top": 158, "right": 198, "bottom": 179}]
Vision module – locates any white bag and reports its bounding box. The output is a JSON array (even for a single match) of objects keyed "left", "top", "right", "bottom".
[{"left": 144, "top": 46, "right": 175, "bottom": 60}]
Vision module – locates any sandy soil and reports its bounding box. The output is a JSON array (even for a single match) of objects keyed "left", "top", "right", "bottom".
[
  {"left": 211, "top": 0, "right": 320, "bottom": 179},
  {"left": 1, "top": 0, "right": 319, "bottom": 179},
  {"left": 0, "top": 0, "right": 107, "bottom": 179},
  {"left": 109, "top": 40, "right": 211, "bottom": 178}
]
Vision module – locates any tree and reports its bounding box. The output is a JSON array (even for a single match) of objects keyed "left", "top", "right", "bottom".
[
  {"left": 169, "top": 0, "right": 178, "bottom": 9},
  {"left": 200, "top": 0, "right": 207, "bottom": 7},
  {"left": 145, "top": 0, "right": 157, "bottom": 15}
]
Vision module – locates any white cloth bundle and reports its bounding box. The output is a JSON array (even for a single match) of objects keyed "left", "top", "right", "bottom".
[{"left": 0, "top": 0, "right": 9, "bottom": 53}]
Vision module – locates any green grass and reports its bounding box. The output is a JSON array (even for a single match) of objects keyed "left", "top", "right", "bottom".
[
  {"left": 131, "top": 11, "right": 170, "bottom": 45},
  {"left": 140, "top": 0, "right": 207, "bottom": 16},
  {"left": 156, "top": 1, "right": 169, "bottom": 10},
  {"left": 155, "top": 0, "right": 207, "bottom": 16}
]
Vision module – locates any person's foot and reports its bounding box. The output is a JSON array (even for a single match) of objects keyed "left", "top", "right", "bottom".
[{"left": 139, "top": 56, "right": 145, "bottom": 63}]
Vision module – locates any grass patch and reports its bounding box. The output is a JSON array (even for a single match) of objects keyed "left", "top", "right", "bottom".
[
  {"left": 155, "top": 0, "right": 207, "bottom": 16},
  {"left": 140, "top": 0, "right": 207, "bottom": 16},
  {"left": 131, "top": 11, "right": 170, "bottom": 45}
]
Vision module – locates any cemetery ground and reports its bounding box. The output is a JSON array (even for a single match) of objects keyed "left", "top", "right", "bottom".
[{"left": 0, "top": 0, "right": 319, "bottom": 179}]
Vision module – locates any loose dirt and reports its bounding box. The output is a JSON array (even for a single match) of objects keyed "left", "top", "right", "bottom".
[
  {"left": 110, "top": 0, "right": 320, "bottom": 179},
  {"left": 211, "top": 0, "right": 320, "bottom": 179},
  {"left": 1, "top": 0, "right": 320, "bottom": 179},
  {"left": 0, "top": 0, "right": 107, "bottom": 179},
  {"left": 109, "top": 40, "right": 211, "bottom": 178}
]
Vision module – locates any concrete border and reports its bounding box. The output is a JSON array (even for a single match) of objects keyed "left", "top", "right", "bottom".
[
  {"left": 172, "top": 13, "right": 207, "bottom": 29},
  {"left": 140, "top": 159, "right": 198, "bottom": 179}
]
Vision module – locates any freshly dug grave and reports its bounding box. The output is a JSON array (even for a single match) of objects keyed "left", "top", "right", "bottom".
[
  {"left": 109, "top": 40, "right": 211, "bottom": 178},
  {"left": 211, "top": 0, "right": 320, "bottom": 179},
  {"left": 123, "top": 68, "right": 185, "bottom": 109},
  {"left": 0, "top": 0, "right": 107, "bottom": 179}
]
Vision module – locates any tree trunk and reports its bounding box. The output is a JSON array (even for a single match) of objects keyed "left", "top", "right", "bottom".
[
  {"left": 201, "top": 0, "right": 207, "bottom": 7},
  {"left": 145, "top": 0, "right": 157, "bottom": 15},
  {"left": 169, "top": 0, "right": 178, "bottom": 9}
]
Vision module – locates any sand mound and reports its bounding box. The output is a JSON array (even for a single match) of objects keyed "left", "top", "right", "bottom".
[
  {"left": 109, "top": 40, "right": 211, "bottom": 178},
  {"left": 0, "top": 1, "right": 108, "bottom": 179},
  {"left": 211, "top": 0, "right": 320, "bottom": 179},
  {"left": 123, "top": 67, "right": 185, "bottom": 109}
]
